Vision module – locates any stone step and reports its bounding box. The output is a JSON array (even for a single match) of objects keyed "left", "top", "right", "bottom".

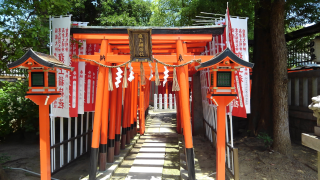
[
  {"left": 135, "top": 153, "right": 165, "bottom": 159},
  {"left": 138, "top": 147, "right": 166, "bottom": 153},
  {"left": 132, "top": 159, "right": 165, "bottom": 166}
]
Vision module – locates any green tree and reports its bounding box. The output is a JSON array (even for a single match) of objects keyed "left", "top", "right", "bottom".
[
  {"left": 0, "top": 81, "right": 39, "bottom": 139},
  {"left": 71, "top": 0, "right": 102, "bottom": 26},
  {"left": 250, "top": 0, "right": 319, "bottom": 156},
  {"left": 0, "top": 0, "right": 72, "bottom": 75},
  {"left": 97, "top": 0, "right": 152, "bottom": 26}
]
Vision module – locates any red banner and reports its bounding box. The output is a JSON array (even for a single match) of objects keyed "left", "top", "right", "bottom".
[
  {"left": 69, "top": 61, "right": 79, "bottom": 117},
  {"left": 86, "top": 44, "right": 100, "bottom": 55},
  {"left": 231, "top": 71, "right": 247, "bottom": 118},
  {"left": 68, "top": 38, "right": 78, "bottom": 117}
]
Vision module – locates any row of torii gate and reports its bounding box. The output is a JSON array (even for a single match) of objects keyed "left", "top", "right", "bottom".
[{"left": 8, "top": 25, "right": 253, "bottom": 180}]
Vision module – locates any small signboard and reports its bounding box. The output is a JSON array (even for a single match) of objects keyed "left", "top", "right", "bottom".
[{"left": 128, "top": 29, "right": 152, "bottom": 62}]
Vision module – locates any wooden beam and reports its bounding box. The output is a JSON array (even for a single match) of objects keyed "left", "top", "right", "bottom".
[
  {"left": 73, "top": 34, "right": 129, "bottom": 40},
  {"left": 186, "top": 42, "right": 207, "bottom": 48},
  {"left": 74, "top": 33, "right": 212, "bottom": 41}
]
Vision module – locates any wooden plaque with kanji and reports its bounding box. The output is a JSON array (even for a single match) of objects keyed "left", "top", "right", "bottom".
[{"left": 128, "top": 29, "right": 152, "bottom": 62}]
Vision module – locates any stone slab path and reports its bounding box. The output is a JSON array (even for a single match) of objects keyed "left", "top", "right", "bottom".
[{"left": 111, "top": 113, "right": 180, "bottom": 180}]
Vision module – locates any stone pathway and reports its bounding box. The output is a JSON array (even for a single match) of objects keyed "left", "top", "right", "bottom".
[{"left": 111, "top": 113, "right": 180, "bottom": 180}]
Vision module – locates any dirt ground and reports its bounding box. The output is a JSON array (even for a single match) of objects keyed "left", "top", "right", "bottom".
[
  {"left": 0, "top": 134, "right": 318, "bottom": 180},
  {"left": 194, "top": 134, "right": 318, "bottom": 180}
]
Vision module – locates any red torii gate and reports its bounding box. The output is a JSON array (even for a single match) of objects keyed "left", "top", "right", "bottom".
[
  {"left": 7, "top": 25, "right": 254, "bottom": 180},
  {"left": 71, "top": 26, "right": 225, "bottom": 180}
]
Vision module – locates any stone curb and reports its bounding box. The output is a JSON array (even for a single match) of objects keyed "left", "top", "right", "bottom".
[{"left": 81, "top": 134, "right": 140, "bottom": 180}]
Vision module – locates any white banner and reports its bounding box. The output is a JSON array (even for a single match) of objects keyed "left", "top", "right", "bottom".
[
  {"left": 78, "top": 62, "right": 85, "bottom": 114},
  {"left": 78, "top": 40, "right": 86, "bottom": 114},
  {"left": 51, "top": 16, "right": 71, "bottom": 117},
  {"left": 230, "top": 18, "right": 251, "bottom": 114}
]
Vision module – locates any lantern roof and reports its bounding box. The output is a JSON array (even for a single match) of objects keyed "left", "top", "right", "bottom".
[
  {"left": 7, "top": 49, "right": 73, "bottom": 71},
  {"left": 195, "top": 48, "right": 254, "bottom": 70}
]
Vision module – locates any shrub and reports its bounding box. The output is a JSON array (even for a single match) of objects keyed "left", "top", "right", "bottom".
[
  {"left": 0, "top": 81, "right": 39, "bottom": 139},
  {"left": 257, "top": 132, "right": 273, "bottom": 149}
]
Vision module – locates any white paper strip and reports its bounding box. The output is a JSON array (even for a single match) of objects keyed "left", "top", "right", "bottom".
[
  {"left": 163, "top": 66, "right": 169, "bottom": 86},
  {"left": 148, "top": 62, "right": 153, "bottom": 80},
  {"left": 128, "top": 63, "right": 134, "bottom": 82},
  {"left": 115, "top": 67, "right": 123, "bottom": 88}
]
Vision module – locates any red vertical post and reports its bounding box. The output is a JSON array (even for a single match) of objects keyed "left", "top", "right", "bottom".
[
  {"left": 133, "top": 74, "right": 139, "bottom": 137},
  {"left": 25, "top": 94, "right": 60, "bottom": 180},
  {"left": 130, "top": 79, "right": 135, "bottom": 140},
  {"left": 115, "top": 80, "right": 123, "bottom": 155},
  {"left": 177, "top": 39, "right": 195, "bottom": 180},
  {"left": 121, "top": 84, "right": 128, "bottom": 149},
  {"left": 99, "top": 66, "right": 110, "bottom": 171},
  {"left": 213, "top": 96, "right": 236, "bottom": 180},
  {"left": 175, "top": 91, "right": 181, "bottom": 134},
  {"left": 89, "top": 40, "right": 108, "bottom": 179},
  {"left": 39, "top": 104, "right": 50, "bottom": 180},
  {"left": 140, "top": 85, "right": 145, "bottom": 135},
  {"left": 126, "top": 82, "right": 132, "bottom": 144},
  {"left": 107, "top": 68, "right": 117, "bottom": 163},
  {"left": 190, "top": 77, "right": 194, "bottom": 134}
]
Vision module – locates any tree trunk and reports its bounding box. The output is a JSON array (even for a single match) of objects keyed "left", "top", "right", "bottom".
[
  {"left": 248, "top": 0, "right": 274, "bottom": 135},
  {"left": 270, "top": 0, "right": 292, "bottom": 156}
]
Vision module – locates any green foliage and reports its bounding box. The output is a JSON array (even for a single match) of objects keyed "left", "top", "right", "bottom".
[
  {"left": 285, "top": 1, "right": 320, "bottom": 29},
  {"left": 149, "top": 0, "right": 182, "bottom": 26},
  {"left": 149, "top": 0, "right": 255, "bottom": 39},
  {"left": 96, "top": 0, "right": 152, "bottom": 26},
  {"left": 0, "top": 0, "right": 72, "bottom": 75},
  {"left": 257, "top": 132, "right": 273, "bottom": 148},
  {"left": 0, "top": 153, "right": 10, "bottom": 167},
  {"left": 0, "top": 81, "right": 39, "bottom": 139}
]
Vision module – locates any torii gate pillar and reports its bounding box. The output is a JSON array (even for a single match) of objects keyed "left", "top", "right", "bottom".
[{"left": 176, "top": 39, "right": 195, "bottom": 180}]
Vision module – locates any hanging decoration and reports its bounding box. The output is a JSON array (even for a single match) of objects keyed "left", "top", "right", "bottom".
[
  {"left": 172, "top": 68, "right": 180, "bottom": 91},
  {"left": 148, "top": 62, "right": 153, "bottom": 80},
  {"left": 163, "top": 66, "right": 169, "bottom": 87},
  {"left": 128, "top": 62, "right": 134, "bottom": 82},
  {"left": 108, "top": 68, "right": 113, "bottom": 91},
  {"left": 115, "top": 67, "right": 123, "bottom": 88},
  {"left": 73, "top": 55, "right": 200, "bottom": 69},
  {"left": 122, "top": 64, "right": 128, "bottom": 88},
  {"left": 140, "top": 62, "right": 146, "bottom": 85},
  {"left": 155, "top": 62, "right": 160, "bottom": 86},
  {"left": 72, "top": 54, "right": 201, "bottom": 92}
]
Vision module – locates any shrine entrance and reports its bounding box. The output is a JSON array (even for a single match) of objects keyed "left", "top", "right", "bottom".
[
  {"left": 8, "top": 24, "right": 253, "bottom": 180},
  {"left": 70, "top": 26, "right": 225, "bottom": 180}
]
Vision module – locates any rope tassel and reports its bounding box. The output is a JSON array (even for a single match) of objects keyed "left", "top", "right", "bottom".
[
  {"left": 140, "top": 62, "right": 146, "bottom": 85},
  {"left": 172, "top": 67, "right": 180, "bottom": 91},
  {"left": 155, "top": 62, "right": 160, "bottom": 86},
  {"left": 123, "top": 65, "right": 128, "bottom": 88},
  {"left": 108, "top": 68, "right": 113, "bottom": 91}
]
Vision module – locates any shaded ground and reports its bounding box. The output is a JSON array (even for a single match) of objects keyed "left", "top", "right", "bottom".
[
  {"left": 194, "top": 134, "right": 318, "bottom": 180},
  {"left": 1, "top": 132, "right": 318, "bottom": 180}
]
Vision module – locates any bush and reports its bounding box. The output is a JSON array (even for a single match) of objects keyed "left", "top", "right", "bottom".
[
  {"left": 0, "top": 81, "right": 39, "bottom": 139},
  {"left": 257, "top": 132, "right": 273, "bottom": 149}
]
